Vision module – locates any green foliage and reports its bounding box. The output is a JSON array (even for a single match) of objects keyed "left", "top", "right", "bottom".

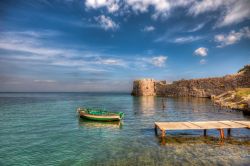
[{"left": 236, "top": 88, "right": 250, "bottom": 98}]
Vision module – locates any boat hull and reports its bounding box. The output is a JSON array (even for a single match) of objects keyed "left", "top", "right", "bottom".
[{"left": 79, "top": 111, "right": 121, "bottom": 121}]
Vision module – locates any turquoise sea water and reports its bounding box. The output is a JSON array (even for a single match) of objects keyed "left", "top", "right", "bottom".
[{"left": 0, "top": 93, "right": 250, "bottom": 166}]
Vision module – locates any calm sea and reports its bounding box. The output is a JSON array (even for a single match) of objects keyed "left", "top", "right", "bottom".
[{"left": 0, "top": 93, "right": 249, "bottom": 166}]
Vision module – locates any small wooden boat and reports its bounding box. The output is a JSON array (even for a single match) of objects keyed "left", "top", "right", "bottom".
[{"left": 77, "top": 107, "right": 124, "bottom": 121}]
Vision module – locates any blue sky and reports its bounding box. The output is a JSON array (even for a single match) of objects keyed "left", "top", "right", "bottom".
[{"left": 0, "top": 0, "right": 250, "bottom": 92}]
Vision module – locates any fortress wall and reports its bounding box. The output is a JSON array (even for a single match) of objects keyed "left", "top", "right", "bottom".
[
  {"left": 155, "top": 76, "right": 237, "bottom": 97},
  {"left": 131, "top": 79, "right": 156, "bottom": 96},
  {"left": 132, "top": 65, "right": 250, "bottom": 97}
]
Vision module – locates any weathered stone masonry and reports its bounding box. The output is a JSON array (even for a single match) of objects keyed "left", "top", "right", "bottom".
[
  {"left": 131, "top": 79, "right": 156, "bottom": 96},
  {"left": 131, "top": 65, "right": 250, "bottom": 97}
]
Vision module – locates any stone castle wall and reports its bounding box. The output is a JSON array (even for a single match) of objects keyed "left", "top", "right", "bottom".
[
  {"left": 132, "top": 65, "right": 250, "bottom": 97},
  {"left": 131, "top": 79, "right": 156, "bottom": 96}
]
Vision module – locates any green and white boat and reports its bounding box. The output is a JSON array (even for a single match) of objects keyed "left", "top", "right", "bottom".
[{"left": 77, "top": 107, "right": 124, "bottom": 121}]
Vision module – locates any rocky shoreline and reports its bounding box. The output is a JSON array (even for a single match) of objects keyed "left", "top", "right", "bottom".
[
  {"left": 132, "top": 65, "right": 250, "bottom": 112},
  {"left": 211, "top": 88, "right": 250, "bottom": 114}
]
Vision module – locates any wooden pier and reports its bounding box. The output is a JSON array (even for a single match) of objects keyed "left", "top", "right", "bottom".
[{"left": 155, "top": 121, "right": 250, "bottom": 139}]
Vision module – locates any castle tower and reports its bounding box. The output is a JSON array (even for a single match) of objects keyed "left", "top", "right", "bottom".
[{"left": 131, "top": 79, "right": 156, "bottom": 96}]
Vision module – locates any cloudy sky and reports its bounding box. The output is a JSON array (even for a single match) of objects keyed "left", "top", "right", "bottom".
[{"left": 0, "top": 0, "right": 250, "bottom": 92}]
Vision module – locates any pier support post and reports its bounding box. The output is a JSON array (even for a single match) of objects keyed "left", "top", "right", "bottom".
[
  {"left": 154, "top": 124, "right": 158, "bottom": 135},
  {"left": 161, "top": 137, "right": 166, "bottom": 145},
  {"left": 227, "top": 128, "right": 231, "bottom": 137},
  {"left": 204, "top": 129, "right": 207, "bottom": 136},
  {"left": 161, "top": 130, "right": 166, "bottom": 137},
  {"left": 218, "top": 129, "right": 224, "bottom": 139}
]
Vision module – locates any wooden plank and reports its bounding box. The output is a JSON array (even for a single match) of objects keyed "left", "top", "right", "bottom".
[
  {"left": 219, "top": 121, "right": 248, "bottom": 128},
  {"left": 233, "top": 121, "right": 250, "bottom": 128},
  {"left": 156, "top": 122, "right": 189, "bottom": 130},
  {"left": 188, "top": 121, "right": 204, "bottom": 129},
  {"left": 155, "top": 122, "right": 201, "bottom": 130},
  {"left": 155, "top": 121, "right": 250, "bottom": 130},
  {"left": 183, "top": 122, "right": 202, "bottom": 129},
  {"left": 189, "top": 121, "right": 232, "bottom": 129}
]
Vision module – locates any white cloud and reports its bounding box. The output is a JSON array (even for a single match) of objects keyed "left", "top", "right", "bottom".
[
  {"left": 34, "top": 80, "right": 56, "bottom": 83},
  {"left": 214, "top": 27, "right": 250, "bottom": 47},
  {"left": 142, "top": 26, "right": 155, "bottom": 32},
  {"left": 126, "top": 0, "right": 169, "bottom": 13},
  {"left": 141, "top": 55, "right": 168, "bottom": 67},
  {"left": 199, "top": 59, "right": 207, "bottom": 65},
  {"left": 189, "top": 0, "right": 250, "bottom": 28},
  {"left": 0, "top": 30, "right": 129, "bottom": 76},
  {"left": 0, "top": 40, "right": 63, "bottom": 57},
  {"left": 51, "top": 57, "right": 127, "bottom": 68},
  {"left": 187, "top": 23, "right": 205, "bottom": 32},
  {"left": 85, "top": 0, "right": 112, "bottom": 8},
  {"left": 85, "top": 0, "right": 119, "bottom": 13},
  {"left": 78, "top": 67, "right": 108, "bottom": 73},
  {"left": 108, "top": 3, "right": 119, "bottom": 12},
  {"left": 126, "top": 0, "right": 193, "bottom": 19},
  {"left": 188, "top": 0, "right": 227, "bottom": 16},
  {"left": 0, "top": 30, "right": 75, "bottom": 58},
  {"left": 95, "top": 58, "right": 126, "bottom": 66},
  {"left": 51, "top": 60, "right": 86, "bottom": 67},
  {"left": 217, "top": 0, "right": 250, "bottom": 27},
  {"left": 95, "top": 15, "right": 119, "bottom": 30},
  {"left": 85, "top": 0, "right": 194, "bottom": 19},
  {"left": 2, "top": 30, "right": 60, "bottom": 38},
  {"left": 85, "top": 0, "right": 249, "bottom": 27},
  {"left": 174, "top": 36, "right": 202, "bottom": 43},
  {"left": 194, "top": 47, "right": 208, "bottom": 57},
  {"left": 151, "top": 56, "right": 167, "bottom": 67},
  {"left": 155, "top": 33, "right": 203, "bottom": 43}
]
